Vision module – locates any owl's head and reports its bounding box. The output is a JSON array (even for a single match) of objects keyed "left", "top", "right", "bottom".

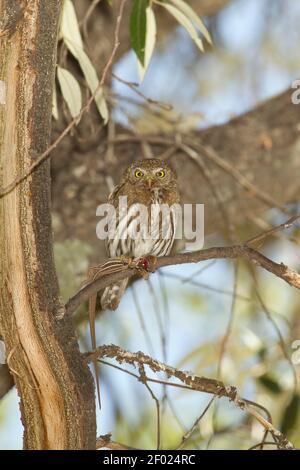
[{"left": 123, "top": 159, "right": 178, "bottom": 190}]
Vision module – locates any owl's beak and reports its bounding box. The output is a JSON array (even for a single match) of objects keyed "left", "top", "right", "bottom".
[{"left": 146, "top": 178, "right": 155, "bottom": 189}]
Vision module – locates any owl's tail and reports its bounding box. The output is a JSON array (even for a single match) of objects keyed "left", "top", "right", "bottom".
[{"left": 101, "top": 279, "right": 128, "bottom": 310}]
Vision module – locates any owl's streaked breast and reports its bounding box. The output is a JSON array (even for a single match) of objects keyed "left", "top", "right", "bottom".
[{"left": 107, "top": 188, "right": 178, "bottom": 259}]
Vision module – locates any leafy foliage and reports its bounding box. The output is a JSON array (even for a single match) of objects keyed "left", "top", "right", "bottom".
[
  {"left": 130, "top": 0, "right": 148, "bottom": 66},
  {"left": 129, "top": 0, "right": 212, "bottom": 81},
  {"left": 54, "top": 0, "right": 109, "bottom": 122}
]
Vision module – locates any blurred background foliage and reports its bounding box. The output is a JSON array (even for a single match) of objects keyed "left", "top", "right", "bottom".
[{"left": 1, "top": 0, "right": 300, "bottom": 450}]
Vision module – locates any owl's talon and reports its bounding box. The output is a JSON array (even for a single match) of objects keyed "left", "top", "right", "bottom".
[
  {"left": 136, "top": 255, "right": 157, "bottom": 272},
  {"left": 116, "top": 255, "right": 157, "bottom": 277},
  {"left": 132, "top": 255, "right": 157, "bottom": 279},
  {"left": 118, "top": 255, "right": 133, "bottom": 266}
]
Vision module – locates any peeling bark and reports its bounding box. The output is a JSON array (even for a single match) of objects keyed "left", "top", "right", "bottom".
[{"left": 0, "top": 0, "right": 95, "bottom": 450}]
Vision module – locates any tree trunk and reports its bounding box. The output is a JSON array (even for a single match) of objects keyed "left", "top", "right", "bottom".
[{"left": 0, "top": 0, "right": 95, "bottom": 449}]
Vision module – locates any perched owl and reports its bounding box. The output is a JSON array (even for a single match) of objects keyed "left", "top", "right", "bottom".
[{"left": 101, "top": 158, "right": 181, "bottom": 310}]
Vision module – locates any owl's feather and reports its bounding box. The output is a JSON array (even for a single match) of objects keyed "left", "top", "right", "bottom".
[
  {"left": 101, "top": 279, "right": 128, "bottom": 311},
  {"left": 101, "top": 158, "right": 180, "bottom": 310}
]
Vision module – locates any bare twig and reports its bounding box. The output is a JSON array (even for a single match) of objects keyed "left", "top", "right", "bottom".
[
  {"left": 80, "top": 0, "right": 102, "bottom": 40},
  {"left": 248, "top": 440, "right": 283, "bottom": 450},
  {"left": 96, "top": 433, "right": 136, "bottom": 450},
  {"left": 186, "top": 139, "right": 290, "bottom": 215},
  {"left": 179, "top": 143, "right": 235, "bottom": 239},
  {"left": 131, "top": 284, "right": 156, "bottom": 356},
  {"left": 112, "top": 73, "right": 173, "bottom": 111},
  {"left": 249, "top": 266, "right": 298, "bottom": 391},
  {"left": 217, "top": 262, "right": 239, "bottom": 377},
  {"left": 85, "top": 344, "right": 295, "bottom": 450},
  {"left": 177, "top": 397, "right": 216, "bottom": 450},
  {"left": 245, "top": 214, "right": 300, "bottom": 246},
  {"left": 164, "top": 271, "right": 251, "bottom": 300},
  {"left": 138, "top": 363, "right": 161, "bottom": 450},
  {"left": 0, "top": 0, "right": 127, "bottom": 198}
]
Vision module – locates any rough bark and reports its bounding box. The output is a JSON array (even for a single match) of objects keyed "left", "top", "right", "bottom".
[
  {"left": 0, "top": 364, "right": 13, "bottom": 400},
  {"left": 0, "top": 0, "right": 95, "bottom": 449}
]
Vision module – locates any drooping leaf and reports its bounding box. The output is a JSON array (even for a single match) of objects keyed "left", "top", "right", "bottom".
[
  {"left": 57, "top": 66, "right": 82, "bottom": 119},
  {"left": 281, "top": 394, "right": 300, "bottom": 435},
  {"left": 157, "top": 2, "right": 204, "bottom": 52},
  {"left": 138, "top": 6, "right": 157, "bottom": 82},
  {"left": 169, "top": 0, "right": 212, "bottom": 44},
  {"left": 60, "top": 0, "right": 83, "bottom": 49},
  {"left": 130, "top": 0, "right": 148, "bottom": 65},
  {"left": 60, "top": 0, "right": 108, "bottom": 123},
  {"left": 64, "top": 39, "right": 109, "bottom": 123}
]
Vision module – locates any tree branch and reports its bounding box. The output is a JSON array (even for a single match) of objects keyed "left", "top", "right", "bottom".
[
  {"left": 65, "top": 244, "right": 300, "bottom": 316},
  {"left": 96, "top": 433, "right": 136, "bottom": 450},
  {"left": 85, "top": 344, "right": 295, "bottom": 450},
  {"left": 50, "top": 88, "right": 300, "bottom": 262}
]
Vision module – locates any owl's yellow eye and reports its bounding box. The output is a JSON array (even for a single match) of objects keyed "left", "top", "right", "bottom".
[
  {"left": 135, "top": 169, "right": 144, "bottom": 178},
  {"left": 156, "top": 169, "right": 165, "bottom": 178}
]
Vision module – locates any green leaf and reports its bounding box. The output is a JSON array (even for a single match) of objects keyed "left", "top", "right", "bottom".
[
  {"left": 258, "top": 374, "right": 283, "bottom": 394},
  {"left": 156, "top": 2, "right": 204, "bottom": 52},
  {"left": 169, "top": 0, "right": 212, "bottom": 44},
  {"left": 281, "top": 394, "right": 300, "bottom": 435},
  {"left": 138, "top": 6, "right": 157, "bottom": 82},
  {"left": 130, "top": 0, "right": 148, "bottom": 65},
  {"left": 57, "top": 66, "right": 82, "bottom": 119}
]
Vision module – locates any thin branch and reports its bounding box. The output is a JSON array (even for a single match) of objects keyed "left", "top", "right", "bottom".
[
  {"left": 179, "top": 143, "right": 235, "bottom": 239},
  {"left": 186, "top": 139, "right": 291, "bottom": 215},
  {"left": 105, "top": 133, "right": 292, "bottom": 217},
  {"left": 138, "top": 363, "right": 161, "bottom": 450},
  {"left": 248, "top": 441, "right": 282, "bottom": 451},
  {"left": 147, "top": 280, "right": 167, "bottom": 364},
  {"left": 112, "top": 73, "right": 173, "bottom": 111},
  {"left": 217, "top": 262, "right": 239, "bottom": 377},
  {"left": 65, "top": 244, "right": 300, "bottom": 316},
  {"left": 177, "top": 397, "right": 216, "bottom": 450},
  {"left": 250, "top": 265, "right": 298, "bottom": 391},
  {"left": 164, "top": 272, "right": 251, "bottom": 301},
  {"left": 80, "top": 0, "right": 102, "bottom": 41},
  {"left": 180, "top": 260, "right": 217, "bottom": 284},
  {"left": 0, "top": 0, "right": 127, "bottom": 198},
  {"left": 96, "top": 433, "right": 136, "bottom": 450},
  {"left": 245, "top": 214, "right": 300, "bottom": 246},
  {"left": 131, "top": 284, "right": 156, "bottom": 356},
  {"left": 85, "top": 344, "right": 295, "bottom": 450}
]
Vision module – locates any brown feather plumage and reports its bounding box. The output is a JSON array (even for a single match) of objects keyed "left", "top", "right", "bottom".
[{"left": 101, "top": 158, "right": 180, "bottom": 310}]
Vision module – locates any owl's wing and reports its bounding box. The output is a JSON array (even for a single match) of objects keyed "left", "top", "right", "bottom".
[
  {"left": 106, "top": 202, "right": 143, "bottom": 258},
  {"left": 104, "top": 183, "right": 125, "bottom": 256},
  {"left": 108, "top": 183, "right": 124, "bottom": 206}
]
